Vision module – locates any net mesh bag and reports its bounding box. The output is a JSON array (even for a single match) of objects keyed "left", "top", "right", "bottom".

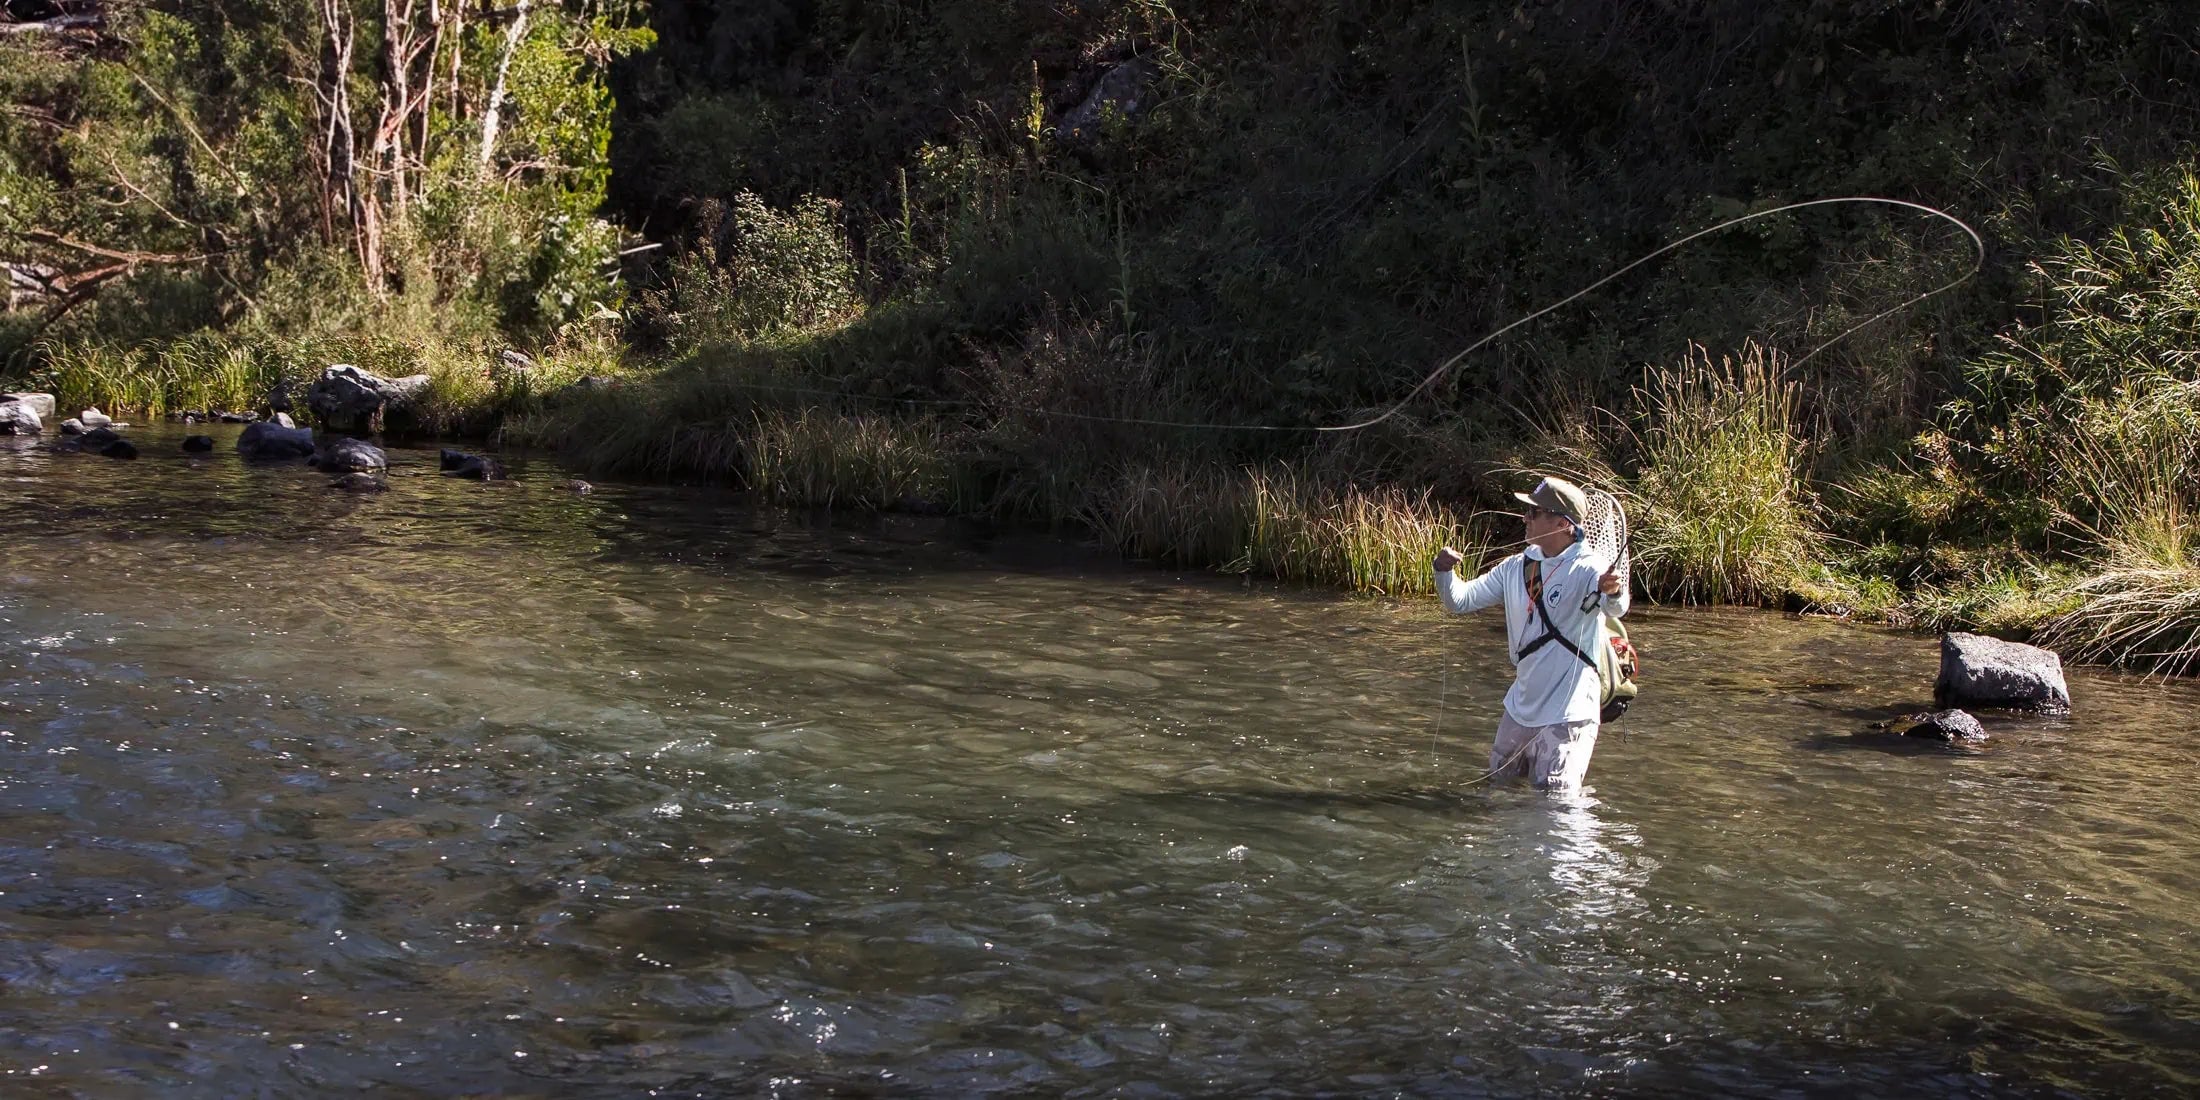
[{"left": 1580, "top": 488, "right": 1630, "bottom": 601}]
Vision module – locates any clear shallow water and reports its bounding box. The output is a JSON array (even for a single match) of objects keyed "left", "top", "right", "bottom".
[{"left": 1, "top": 426, "right": 2197, "bottom": 1098}]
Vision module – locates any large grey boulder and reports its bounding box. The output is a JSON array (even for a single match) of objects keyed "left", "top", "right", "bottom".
[
  {"left": 236, "top": 420, "right": 317, "bottom": 459},
  {"left": 306, "top": 365, "right": 431, "bottom": 432},
  {"left": 1935, "top": 632, "right": 2071, "bottom": 714},
  {"left": 2, "top": 392, "right": 55, "bottom": 421},
  {"left": 0, "top": 400, "right": 42, "bottom": 435},
  {"left": 315, "top": 436, "right": 387, "bottom": 472}
]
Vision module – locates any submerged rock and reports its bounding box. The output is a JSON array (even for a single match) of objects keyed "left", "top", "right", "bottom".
[
  {"left": 315, "top": 436, "right": 388, "bottom": 472},
  {"left": 99, "top": 438, "right": 138, "bottom": 460},
  {"left": 1870, "top": 708, "right": 1988, "bottom": 742},
  {"left": 565, "top": 479, "right": 594, "bottom": 495},
  {"left": 331, "top": 472, "right": 387, "bottom": 493},
  {"left": 79, "top": 426, "right": 122, "bottom": 447},
  {"left": 1935, "top": 632, "right": 2070, "bottom": 715},
  {"left": 439, "top": 448, "right": 506, "bottom": 480},
  {"left": 236, "top": 421, "right": 316, "bottom": 459},
  {"left": 182, "top": 435, "right": 215, "bottom": 453}
]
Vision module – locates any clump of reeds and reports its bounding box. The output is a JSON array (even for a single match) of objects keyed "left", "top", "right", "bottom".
[
  {"left": 740, "top": 408, "right": 956, "bottom": 510},
  {"left": 30, "top": 336, "right": 284, "bottom": 416},
  {"left": 1081, "top": 462, "right": 1479, "bottom": 595},
  {"left": 1627, "top": 341, "right": 1823, "bottom": 604}
]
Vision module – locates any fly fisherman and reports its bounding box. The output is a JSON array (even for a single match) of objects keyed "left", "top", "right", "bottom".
[{"left": 1432, "top": 476, "right": 1628, "bottom": 791}]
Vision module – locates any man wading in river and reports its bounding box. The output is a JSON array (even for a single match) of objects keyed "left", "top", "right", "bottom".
[{"left": 1433, "top": 476, "right": 1628, "bottom": 791}]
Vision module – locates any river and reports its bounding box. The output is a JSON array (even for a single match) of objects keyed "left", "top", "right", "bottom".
[{"left": 2, "top": 426, "right": 2196, "bottom": 1097}]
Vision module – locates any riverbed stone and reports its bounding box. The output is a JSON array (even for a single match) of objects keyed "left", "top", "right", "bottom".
[
  {"left": 58, "top": 417, "right": 84, "bottom": 435},
  {"left": 0, "top": 400, "right": 42, "bottom": 435},
  {"left": 3, "top": 392, "right": 54, "bottom": 421},
  {"left": 99, "top": 438, "right": 138, "bottom": 460},
  {"left": 79, "top": 426, "right": 121, "bottom": 447},
  {"left": 236, "top": 420, "right": 317, "bottom": 459},
  {"left": 182, "top": 435, "right": 214, "bottom": 452},
  {"left": 78, "top": 408, "right": 112, "bottom": 429},
  {"left": 1934, "top": 632, "right": 2071, "bottom": 714},
  {"left": 331, "top": 471, "right": 386, "bottom": 493},
  {"left": 315, "top": 436, "right": 387, "bottom": 472},
  {"left": 439, "top": 448, "right": 506, "bottom": 480},
  {"left": 1881, "top": 708, "right": 1989, "bottom": 742}
]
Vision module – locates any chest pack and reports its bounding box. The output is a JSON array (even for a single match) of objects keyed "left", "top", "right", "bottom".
[{"left": 1517, "top": 557, "right": 1641, "bottom": 723}]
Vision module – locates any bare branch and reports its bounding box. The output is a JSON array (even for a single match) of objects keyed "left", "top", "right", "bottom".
[
  {"left": 123, "top": 67, "right": 250, "bottom": 196},
  {"left": 479, "top": 0, "right": 531, "bottom": 171},
  {"left": 0, "top": 14, "right": 104, "bottom": 35},
  {"left": 22, "top": 229, "right": 212, "bottom": 266}
]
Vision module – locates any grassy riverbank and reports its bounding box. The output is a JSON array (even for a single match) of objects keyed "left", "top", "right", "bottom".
[{"left": 7, "top": 1, "right": 2200, "bottom": 672}]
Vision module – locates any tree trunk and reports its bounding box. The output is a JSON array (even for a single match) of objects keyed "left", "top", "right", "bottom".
[{"left": 479, "top": 0, "right": 531, "bottom": 173}]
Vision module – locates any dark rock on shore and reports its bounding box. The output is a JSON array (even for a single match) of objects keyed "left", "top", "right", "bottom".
[
  {"left": 308, "top": 364, "right": 430, "bottom": 432},
  {"left": 2, "top": 392, "right": 55, "bottom": 421},
  {"left": 1935, "top": 632, "right": 2071, "bottom": 715},
  {"left": 0, "top": 399, "right": 42, "bottom": 435},
  {"left": 236, "top": 421, "right": 316, "bottom": 459}
]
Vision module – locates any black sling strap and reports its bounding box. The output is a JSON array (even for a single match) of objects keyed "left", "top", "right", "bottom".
[{"left": 1515, "top": 558, "right": 1599, "bottom": 670}]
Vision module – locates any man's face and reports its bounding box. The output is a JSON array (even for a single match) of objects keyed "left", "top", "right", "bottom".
[{"left": 1524, "top": 505, "right": 1571, "bottom": 542}]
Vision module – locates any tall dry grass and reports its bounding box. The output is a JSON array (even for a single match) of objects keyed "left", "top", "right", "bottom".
[
  {"left": 1081, "top": 462, "right": 1479, "bottom": 595},
  {"left": 1627, "top": 341, "right": 1823, "bottom": 604}
]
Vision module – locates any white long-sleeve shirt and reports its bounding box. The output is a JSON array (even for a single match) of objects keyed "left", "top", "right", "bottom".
[{"left": 1437, "top": 540, "right": 1630, "bottom": 726}]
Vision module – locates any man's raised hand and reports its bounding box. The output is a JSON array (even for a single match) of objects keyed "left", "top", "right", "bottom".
[{"left": 1434, "top": 546, "right": 1464, "bottom": 573}]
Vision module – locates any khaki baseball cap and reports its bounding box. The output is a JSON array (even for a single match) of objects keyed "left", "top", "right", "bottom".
[{"left": 1513, "top": 475, "right": 1587, "bottom": 523}]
